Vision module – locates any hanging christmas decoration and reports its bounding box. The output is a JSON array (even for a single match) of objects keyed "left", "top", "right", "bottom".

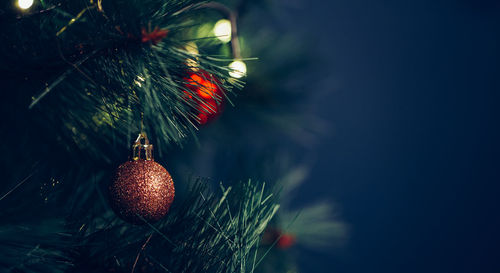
[
  {"left": 277, "top": 233, "right": 296, "bottom": 249},
  {"left": 262, "top": 227, "right": 297, "bottom": 249},
  {"left": 109, "top": 133, "right": 175, "bottom": 224},
  {"left": 184, "top": 70, "right": 225, "bottom": 125}
]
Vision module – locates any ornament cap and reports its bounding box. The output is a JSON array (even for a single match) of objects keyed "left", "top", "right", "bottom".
[{"left": 132, "top": 132, "right": 153, "bottom": 161}]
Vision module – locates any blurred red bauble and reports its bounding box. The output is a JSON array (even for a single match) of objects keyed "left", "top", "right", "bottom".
[
  {"left": 277, "top": 233, "right": 296, "bottom": 249},
  {"left": 262, "top": 227, "right": 297, "bottom": 249},
  {"left": 184, "top": 70, "right": 224, "bottom": 125}
]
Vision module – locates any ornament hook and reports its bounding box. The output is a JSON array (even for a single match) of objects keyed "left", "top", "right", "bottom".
[{"left": 132, "top": 132, "right": 153, "bottom": 161}]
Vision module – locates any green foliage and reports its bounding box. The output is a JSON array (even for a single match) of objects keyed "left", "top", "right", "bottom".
[
  {"left": 0, "top": 0, "right": 345, "bottom": 272},
  {"left": 0, "top": 222, "right": 71, "bottom": 273},
  {"left": 282, "top": 202, "right": 347, "bottom": 248},
  {"left": 1, "top": 0, "right": 242, "bottom": 162},
  {"left": 0, "top": 180, "right": 279, "bottom": 273}
]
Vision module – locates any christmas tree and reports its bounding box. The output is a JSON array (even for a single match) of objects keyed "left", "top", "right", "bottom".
[{"left": 0, "top": 0, "right": 345, "bottom": 272}]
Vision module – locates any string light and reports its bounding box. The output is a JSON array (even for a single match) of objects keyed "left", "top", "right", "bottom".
[
  {"left": 185, "top": 42, "right": 199, "bottom": 55},
  {"left": 229, "top": 60, "right": 247, "bottom": 78},
  {"left": 213, "top": 19, "right": 232, "bottom": 43},
  {"left": 185, "top": 42, "right": 199, "bottom": 71},
  {"left": 17, "top": 0, "right": 34, "bottom": 9}
]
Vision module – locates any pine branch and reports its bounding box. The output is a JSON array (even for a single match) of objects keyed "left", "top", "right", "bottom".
[
  {"left": 0, "top": 0, "right": 243, "bottom": 162},
  {"left": 0, "top": 222, "right": 71, "bottom": 273},
  {"left": 63, "top": 179, "right": 279, "bottom": 273}
]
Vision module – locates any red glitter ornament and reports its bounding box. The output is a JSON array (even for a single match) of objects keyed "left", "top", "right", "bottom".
[
  {"left": 109, "top": 133, "right": 175, "bottom": 224},
  {"left": 184, "top": 70, "right": 224, "bottom": 125}
]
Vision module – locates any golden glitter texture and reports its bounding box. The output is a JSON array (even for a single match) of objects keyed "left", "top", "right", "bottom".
[{"left": 109, "top": 159, "right": 175, "bottom": 224}]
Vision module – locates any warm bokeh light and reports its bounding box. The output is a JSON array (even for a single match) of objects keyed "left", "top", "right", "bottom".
[
  {"left": 185, "top": 42, "right": 199, "bottom": 55},
  {"left": 229, "top": 60, "right": 247, "bottom": 78},
  {"left": 185, "top": 42, "right": 199, "bottom": 70},
  {"left": 17, "top": 0, "right": 34, "bottom": 9},
  {"left": 213, "top": 19, "right": 232, "bottom": 43}
]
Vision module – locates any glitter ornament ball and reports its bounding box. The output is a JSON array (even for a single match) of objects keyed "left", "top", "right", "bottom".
[{"left": 109, "top": 133, "right": 174, "bottom": 224}]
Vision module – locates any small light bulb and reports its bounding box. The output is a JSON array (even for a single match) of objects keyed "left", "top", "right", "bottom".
[
  {"left": 213, "top": 19, "right": 232, "bottom": 43},
  {"left": 17, "top": 0, "right": 34, "bottom": 9},
  {"left": 185, "top": 42, "right": 199, "bottom": 55},
  {"left": 229, "top": 60, "right": 247, "bottom": 78},
  {"left": 185, "top": 42, "right": 199, "bottom": 71}
]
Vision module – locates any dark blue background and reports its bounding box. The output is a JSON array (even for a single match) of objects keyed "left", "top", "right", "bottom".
[{"left": 287, "top": 1, "right": 500, "bottom": 272}]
